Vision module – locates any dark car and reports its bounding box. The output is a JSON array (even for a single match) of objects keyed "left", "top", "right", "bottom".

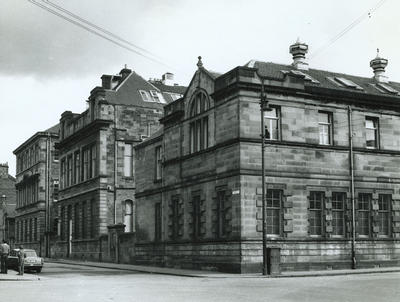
[{"left": 8, "top": 249, "right": 44, "bottom": 273}]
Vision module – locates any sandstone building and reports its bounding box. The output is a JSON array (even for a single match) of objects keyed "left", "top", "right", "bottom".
[
  {"left": 0, "top": 163, "right": 16, "bottom": 245},
  {"left": 53, "top": 67, "right": 185, "bottom": 260},
  {"left": 134, "top": 43, "right": 400, "bottom": 273},
  {"left": 13, "top": 125, "right": 59, "bottom": 256}
]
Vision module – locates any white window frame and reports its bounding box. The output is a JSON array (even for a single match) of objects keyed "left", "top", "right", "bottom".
[{"left": 318, "top": 111, "right": 332, "bottom": 145}]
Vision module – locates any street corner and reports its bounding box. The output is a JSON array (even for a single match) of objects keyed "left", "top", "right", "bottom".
[{"left": 0, "top": 270, "right": 40, "bottom": 281}]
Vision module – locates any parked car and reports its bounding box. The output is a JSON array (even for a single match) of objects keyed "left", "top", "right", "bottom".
[{"left": 7, "top": 249, "right": 44, "bottom": 273}]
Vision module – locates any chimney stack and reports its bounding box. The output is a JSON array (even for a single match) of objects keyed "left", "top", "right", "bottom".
[
  {"left": 120, "top": 65, "right": 132, "bottom": 80},
  {"left": 0, "top": 163, "right": 9, "bottom": 178},
  {"left": 161, "top": 72, "right": 174, "bottom": 86},
  {"left": 289, "top": 39, "right": 309, "bottom": 70},
  {"left": 370, "top": 49, "right": 388, "bottom": 83}
]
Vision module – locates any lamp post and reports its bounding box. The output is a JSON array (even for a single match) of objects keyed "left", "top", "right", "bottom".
[{"left": 259, "top": 77, "right": 270, "bottom": 275}]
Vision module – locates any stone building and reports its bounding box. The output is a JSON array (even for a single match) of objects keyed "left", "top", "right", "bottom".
[
  {"left": 0, "top": 163, "right": 16, "bottom": 245},
  {"left": 13, "top": 125, "right": 59, "bottom": 256},
  {"left": 134, "top": 43, "right": 400, "bottom": 273},
  {"left": 53, "top": 67, "right": 185, "bottom": 261}
]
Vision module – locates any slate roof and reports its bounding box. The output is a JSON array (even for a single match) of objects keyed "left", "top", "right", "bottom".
[
  {"left": 249, "top": 61, "right": 400, "bottom": 98},
  {"left": 150, "top": 81, "right": 186, "bottom": 94},
  {"left": 102, "top": 71, "right": 187, "bottom": 108},
  {"left": 44, "top": 123, "right": 60, "bottom": 134}
]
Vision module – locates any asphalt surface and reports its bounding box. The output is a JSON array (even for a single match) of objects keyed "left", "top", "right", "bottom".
[{"left": 0, "top": 262, "right": 399, "bottom": 302}]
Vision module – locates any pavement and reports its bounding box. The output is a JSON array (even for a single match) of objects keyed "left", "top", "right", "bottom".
[
  {"left": 42, "top": 258, "right": 400, "bottom": 279},
  {"left": 0, "top": 269, "right": 40, "bottom": 281}
]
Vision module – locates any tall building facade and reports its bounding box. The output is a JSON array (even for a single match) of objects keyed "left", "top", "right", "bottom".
[
  {"left": 0, "top": 163, "right": 16, "bottom": 245},
  {"left": 52, "top": 67, "right": 185, "bottom": 260},
  {"left": 134, "top": 45, "right": 400, "bottom": 273},
  {"left": 13, "top": 125, "right": 59, "bottom": 256}
]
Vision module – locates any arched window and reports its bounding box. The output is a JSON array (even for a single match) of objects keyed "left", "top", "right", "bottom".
[
  {"left": 124, "top": 200, "right": 134, "bottom": 232},
  {"left": 189, "top": 92, "right": 210, "bottom": 153}
]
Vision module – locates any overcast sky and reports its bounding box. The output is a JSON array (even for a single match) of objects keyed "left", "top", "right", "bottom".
[{"left": 1, "top": 0, "right": 399, "bottom": 176}]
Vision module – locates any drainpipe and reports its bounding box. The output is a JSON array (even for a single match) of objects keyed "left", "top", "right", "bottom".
[
  {"left": 45, "top": 133, "right": 51, "bottom": 257},
  {"left": 260, "top": 77, "right": 267, "bottom": 276},
  {"left": 348, "top": 106, "right": 357, "bottom": 269},
  {"left": 113, "top": 104, "right": 118, "bottom": 225}
]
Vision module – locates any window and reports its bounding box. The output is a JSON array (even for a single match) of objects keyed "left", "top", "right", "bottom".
[
  {"left": 378, "top": 194, "right": 391, "bottom": 236},
  {"left": 90, "top": 199, "right": 95, "bottom": 238},
  {"left": 34, "top": 144, "right": 39, "bottom": 163},
  {"left": 139, "top": 90, "right": 150, "bottom": 101},
  {"left": 74, "top": 151, "right": 80, "bottom": 184},
  {"left": 74, "top": 204, "right": 80, "bottom": 239},
  {"left": 191, "top": 195, "right": 202, "bottom": 240},
  {"left": 124, "top": 144, "right": 133, "bottom": 177},
  {"left": 81, "top": 201, "right": 86, "bottom": 239},
  {"left": 374, "top": 83, "right": 399, "bottom": 95},
  {"left": 264, "top": 107, "right": 280, "bottom": 140},
  {"left": 309, "top": 191, "right": 324, "bottom": 236},
  {"left": 67, "top": 155, "right": 73, "bottom": 187},
  {"left": 82, "top": 148, "right": 89, "bottom": 181},
  {"left": 171, "top": 198, "right": 180, "bottom": 239},
  {"left": 328, "top": 77, "right": 363, "bottom": 90},
  {"left": 216, "top": 190, "right": 227, "bottom": 238},
  {"left": 90, "top": 144, "right": 97, "bottom": 178},
  {"left": 332, "top": 192, "right": 345, "bottom": 236},
  {"left": 29, "top": 218, "right": 33, "bottom": 242},
  {"left": 124, "top": 200, "right": 133, "bottom": 232},
  {"left": 318, "top": 111, "right": 332, "bottom": 145},
  {"left": 189, "top": 92, "right": 209, "bottom": 153},
  {"left": 168, "top": 93, "right": 183, "bottom": 101},
  {"left": 60, "top": 158, "right": 66, "bottom": 189},
  {"left": 155, "top": 146, "right": 162, "bottom": 181},
  {"left": 155, "top": 202, "right": 162, "bottom": 241},
  {"left": 357, "top": 193, "right": 371, "bottom": 236},
  {"left": 266, "top": 189, "right": 282, "bottom": 236},
  {"left": 365, "top": 117, "right": 379, "bottom": 149}
]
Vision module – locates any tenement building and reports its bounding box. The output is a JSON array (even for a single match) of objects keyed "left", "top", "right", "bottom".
[
  {"left": 0, "top": 163, "right": 16, "bottom": 244},
  {"left": 134, "top": 43, "right": 400, "bottom": 273},
  {"left": 53, "top": 67, "right": 185, "bottom": 260},
  {"left": 13, "top": 125, "right": 59, "bottom": 256}
]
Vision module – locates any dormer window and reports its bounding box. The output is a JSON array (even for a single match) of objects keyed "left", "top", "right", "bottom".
[
  {"left": 139, "top": 90, "right": 150, "bottom": 101},
  {"left": 328, "top": 77, "right": 363, "bottom": 90},
  {"left": 150, "top": 90, "right": 160, "bottom": 102},
  {"left": 189, "top": 91, "right": 210, "bottom": 153},
  {"left": 373, "top": 83, "right": 399, "bottom": 95},
  {"left": 285, "top": 70, "right": 320, "bottom": 84},
  {"left": 139, "top": 90, "right": 166, "bottom": 103},
  {"left": 168, "top": 93, "right": 183, "bottom": 101}
]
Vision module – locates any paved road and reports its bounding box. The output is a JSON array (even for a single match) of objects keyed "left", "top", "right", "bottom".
[{"left": 0, "top": 262, "right": 399, "bottom": 302}]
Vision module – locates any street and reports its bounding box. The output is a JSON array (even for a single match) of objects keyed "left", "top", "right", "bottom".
[{"left": 0, "top": 262, "right": 399, "bottom": 302}]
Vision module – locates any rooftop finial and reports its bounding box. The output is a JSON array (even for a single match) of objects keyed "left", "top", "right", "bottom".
[
  {"left": 289, "top": 39, "right": 309, "bottom": 70},
  {"left": 370, "top": 49, "right": 388, "bottom": 83},
  {"left": 124, "top": 64, "right": 127, "bottom": 69},
  {"left": 197, "top": 56, "right": 203, "bottom": 69}
]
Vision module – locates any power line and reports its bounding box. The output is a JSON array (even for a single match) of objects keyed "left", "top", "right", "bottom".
[
  {"left": 41, "top": 0, "right": 161, "bottom": 60},
  {"left": 309, "top": 0, "right": 388, "bottom": 59},
  {"left": 28, "top": 0, "right": 173, "bottom": 70}
]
